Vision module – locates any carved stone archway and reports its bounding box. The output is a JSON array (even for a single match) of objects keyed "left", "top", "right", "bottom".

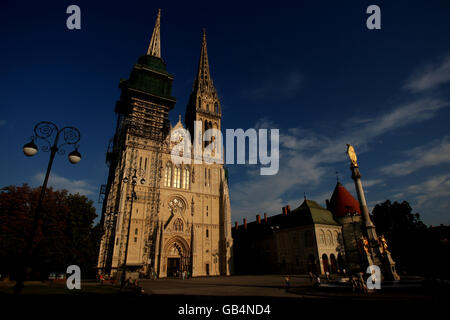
[{"left": 162, "top": 236, "right": 190, "bottom": 277}]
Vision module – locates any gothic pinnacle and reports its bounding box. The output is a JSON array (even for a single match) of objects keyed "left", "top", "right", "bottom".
[
  {"left": 196, "top": 28, "right": 211, "bottom": 85},
  {"left": 147, "top": 8, "right": 161, "bottom": 57}
]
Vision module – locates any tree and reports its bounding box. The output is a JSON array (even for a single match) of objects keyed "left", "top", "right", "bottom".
[
  {"left": 0, "top": 184, "right": 101, "bottom": 280},
  {"left": 372, "top": 200, "right": 449, "bottom": 279}
]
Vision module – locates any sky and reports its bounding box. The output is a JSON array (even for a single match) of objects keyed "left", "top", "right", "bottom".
[{"left": 1, "top": 0, "right": 450, "bottom": 226}]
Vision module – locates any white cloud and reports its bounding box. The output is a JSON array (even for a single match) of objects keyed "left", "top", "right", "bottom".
[
  {"left": 33, "top": 172, "right": 96, "bottom": 196},
  {"left": 231, "top": 53, "right": 450, "bottom": 223},
  {"left": 381, "top": 136, "right": 450, "bottom": 176},
  {"left": 230, "top": 97, "right": 447, "bottom": 223},
  {"left": 404, "top": 173, "right": 450, "bottom": 208},
  {"left": 404, "top": 54, "right": 450, "bottom": 92}
]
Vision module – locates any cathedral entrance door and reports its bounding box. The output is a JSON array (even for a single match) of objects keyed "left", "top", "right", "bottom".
[{"left": 167, "top": 258, "right": 180, "bottom": 277}]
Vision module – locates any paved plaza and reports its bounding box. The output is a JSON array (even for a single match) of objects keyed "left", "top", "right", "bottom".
[
  {"left": 140, "top": 275, "right": 306, "bottom": 297},
  {"left": 1, "top": 275, "right": 448, "bottom": 318}
]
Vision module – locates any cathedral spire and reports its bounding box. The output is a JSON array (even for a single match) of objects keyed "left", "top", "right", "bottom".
[
  {"left": 147, "top": 9, "right": 161, "bottom": 57},
  {"left": 194, "top": 28, "right": 213, "bottom": 88}
]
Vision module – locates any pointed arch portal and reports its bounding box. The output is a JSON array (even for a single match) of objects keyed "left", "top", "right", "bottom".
[{"left": 163, "top": 236, "right": 191, "bottom": 277}]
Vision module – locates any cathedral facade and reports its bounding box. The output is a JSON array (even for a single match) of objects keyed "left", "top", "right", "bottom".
[{"left": 97, "top": 10, "right": 233, "bottom": 278}]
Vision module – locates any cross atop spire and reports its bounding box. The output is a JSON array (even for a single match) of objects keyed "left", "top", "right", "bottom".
[{"left": 147, "top": 9, "right": 161, "bottom": 57}]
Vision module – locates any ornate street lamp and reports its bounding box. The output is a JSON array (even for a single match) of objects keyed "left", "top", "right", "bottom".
[
  {"left": 120, "top": 168, "right": 145, "bottom": 288},
  {"left": 14, "top": 121, "right": 81, "bottom": 294}
]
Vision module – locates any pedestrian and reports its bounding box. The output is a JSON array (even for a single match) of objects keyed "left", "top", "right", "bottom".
[
  {"left": 350, "top": 276, "right": 357, "bottom": 291},
  {"left": 315, "top": 274, "right": 321, "bottom": 286},
  {"left": 285, "top": 275, "right": 291, "bottom": 291},
  {"left": 326, "top": 271, "right": 330, "bottom": 281},
  {"left": 357, "top": 275, "right": 368, "bottom": 293},
  {"left": 187, "top": 271, "right": 190, "bottom": 279},
  {"left": 308, "top": 271, "right": 314, "bottom": 283},
  {"left": 99, "top": 274, "right": 104, "bottom": 285}
]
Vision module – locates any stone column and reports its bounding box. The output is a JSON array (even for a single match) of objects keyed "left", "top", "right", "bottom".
[
  {"left": 350, "top": 165, "right": 378, "bottom": 241},
  {"left": 350, "top": 164, "right": 400, "bottom": 280}
]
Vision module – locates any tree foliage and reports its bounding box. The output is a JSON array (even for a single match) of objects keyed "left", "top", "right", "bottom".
[
  {"left": 372, "top": 200, "right": 449, "bottom": 279},
  {"left": 0, "top": 184, "right": 101, "bottom": 279}
]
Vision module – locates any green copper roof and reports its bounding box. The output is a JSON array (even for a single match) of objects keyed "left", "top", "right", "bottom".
[
  {"left": 294, "top": 200, "right": 340, "bottom": 226},
  {"left": 120, "top": 55, "right": 176, "bottom": 102}
]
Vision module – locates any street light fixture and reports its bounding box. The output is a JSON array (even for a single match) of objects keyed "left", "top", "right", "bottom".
[
  {"left": 120, "top": 167, "right": 145, "bottom": 288},
  {"left": 68, "top": 148, "right": 82, "bottom": 164},
  {"left": 14, "top": 121, "right": 81, "bottom": 294},
  {"left": 23, "top": 139, "right": 38, "bottom": 157}
]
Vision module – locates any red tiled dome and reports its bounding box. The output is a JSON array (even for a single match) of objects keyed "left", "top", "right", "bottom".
[{"left": 328, "top": 182, "right": 361, "bottom": 218}]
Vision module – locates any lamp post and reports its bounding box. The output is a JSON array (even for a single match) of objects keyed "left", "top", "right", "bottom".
[
  {"left": 15, "top": 121, "right": 81, "bottom": 294},
  {"left": 120, "top": 168, "right": 145, "bottom": 288}
]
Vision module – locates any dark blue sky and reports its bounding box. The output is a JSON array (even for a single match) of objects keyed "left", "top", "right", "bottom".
[{"left": 1, "top": 1, "right": 450, "bottom": 225}]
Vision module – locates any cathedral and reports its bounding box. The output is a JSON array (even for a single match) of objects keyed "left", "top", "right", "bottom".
[{"left": 97, "top": 10, "right": 233, "bottom": 279}]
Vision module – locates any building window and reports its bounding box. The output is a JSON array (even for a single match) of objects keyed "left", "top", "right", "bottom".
[
  {"left": 320, "top": 230, "right": 325, "bottom": 244},
  {"left": 135, "top": 228, "right": 138, "bottom": 235},
  {"left": 206, "top": 229, "right": 209, "bottom": 238},
  {"left": 326, "top": 230, "right": 333, "bottom": 245},
  {"left": 174, "top": 166, "right": 181, "bottom": 188},
  {"left": 182, "top": 167, "right": 190, "bottom": 189},
  {"left": 134, "top": 237, "right": 137, "bottom": 243},
  {"left": 173, "top": 218, "right": 183, "bottom": 232},
  {"left": 206, "top": 205, "right": 208, "bottom": 217},
  {"left": 164, "top": 163, "right": 172, "bottom": 187},
  {"left": 214, "top": 102, "right": 218, "bottom": 113}
]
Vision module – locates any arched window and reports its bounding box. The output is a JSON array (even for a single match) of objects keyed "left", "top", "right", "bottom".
[
  {"left": 326, "top": 230, "right": 333, "bottom": 245},
  {"left": 135, "top": 228, "right": 138, "bottom": 235},
  {"left": 198, "top": 97, "right": 201, "bottom": 108},
  {"left": 174, "top": 166, "right": 181, "bottom": 188},
  {"left": 204, "top": 120, "right": 209, "bottom": 148},
  {"left": 322, "top": 254, "right": 329, "bottom": 273},
  {"left": 164, "top": 163, "right": 172, "bottom": 187},
  {"left": 182, "top": 167, "right": 190, "bottom": 189},
  {"left": 214, "top": 102, "right": 218, "bottom": 113},
  {"left": 319, "top": 230, "right": 325, "bottom": 244},
  {"left": 173, "top": 218, "right": 183, "bottom": 232},
  {"left": 206, "top": 229, "right": 209, "bottom": 238}
]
